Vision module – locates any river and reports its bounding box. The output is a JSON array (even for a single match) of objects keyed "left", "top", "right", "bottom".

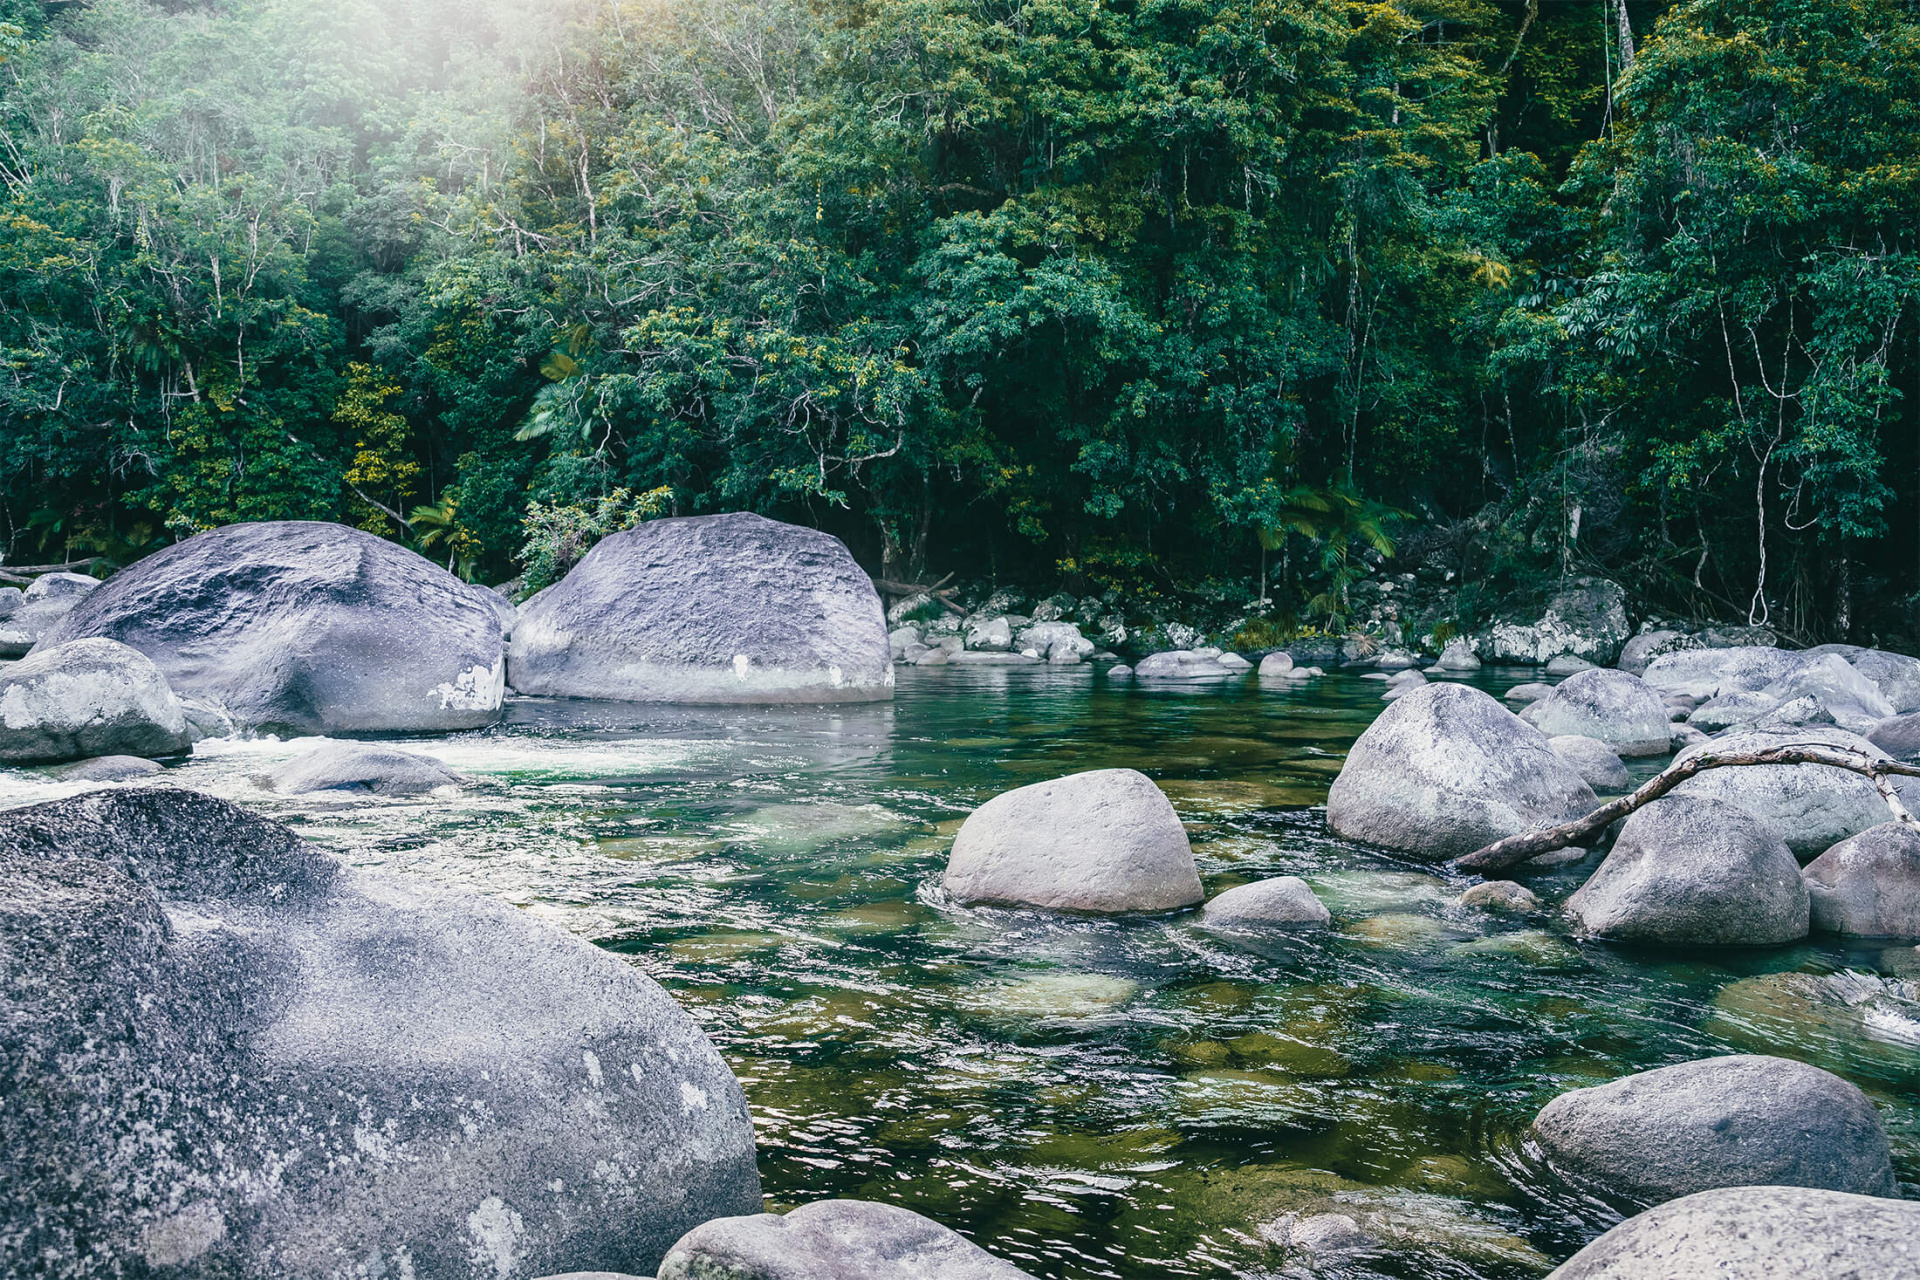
[{"left": 4, "top": 665, "right": 1916, "bottom": 1278}]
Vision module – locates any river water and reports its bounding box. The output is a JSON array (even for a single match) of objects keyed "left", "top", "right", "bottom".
[{"left": 4, "top": 666, "right": 1917, "bottom": 1278}]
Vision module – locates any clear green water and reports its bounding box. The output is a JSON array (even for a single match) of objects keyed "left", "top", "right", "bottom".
[{"left": 5, "top": 666, "right": 1918, "bottom": 1278}]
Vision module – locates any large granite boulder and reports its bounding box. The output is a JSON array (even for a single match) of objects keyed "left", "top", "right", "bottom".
[
  {"left": 36, "top": 522, "right": 505, "bottom": 735},
  {"left": 0, "top": 571, "right": 101, "bottom": 657},
  {"left": 1484, "top": 578, "right": 1630, "bottom": 666},
  {"left": 1803, "top": 822, "right": 1920, "bottom": 938},
  {"left": 1519, "top": 670, "right": 1670, "bottom": 757},
  {"left": 942, "top": 768, "right": 1202, "bottom": 913},
  {"left": 1564, "top": 796, "right": 1807, "bottom": 945},
  {"left": 1641, "top": 646, "right": 1805, "bottom": 701},
  {"left": 1545, "top": 1187, "right": 1920, "bottom": 1280},
  {"left": 1806, "top": 643, "right": 1920, "bottom": 714},
  {"left": 1134, "top": 648, "right": 1246, "bottom": 679},
  {"left": 509, "top": 512, "right": 891, "bottom": 704},
  {"left": 0, "top": 789, "right": 761, "bottom": 1278},
  {"left": 1531, "top": 1055, "right": 1893, "bottom": 1208},
  {"left": 0, "top": 638, "right": 191, "bottom": 763},
  {"left": 1758, "top": 652, "right": 1894, "bottom": 733},
  {"left": 1868, "top": 711, "right": 1920, "bottom": 761},
  {"left": 658, "top": 1200, "right": 1036, "bottom": 1280},
  {"left": 1669, "top": 725, "right": 1903, "bottom": 858},
  {"left": 265, "top": 741, "right": 464, "bottom": 796},
  {"left": 1685, "top": 690, "right": 1780, "bottom": 731},
  {"left": 1326, "top": 683, "right": 1596, "bottom": 861}
]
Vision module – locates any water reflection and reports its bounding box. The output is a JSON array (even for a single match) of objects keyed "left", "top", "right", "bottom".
[{"left": 0, "top": 665, "right": 1915, "bottom": 1278}]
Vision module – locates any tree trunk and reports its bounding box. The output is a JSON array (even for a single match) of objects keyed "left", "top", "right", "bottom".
[{"left": 1613, "top": 0, "right": 1636, "bottom": 70}]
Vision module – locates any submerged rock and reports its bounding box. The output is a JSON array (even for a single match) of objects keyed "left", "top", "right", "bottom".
[
  {"left": 658, "top": 1200, "right": 1036, "bottom": 1280},
  {"left": 510, "top": 512, "right": 891, "bottom": 704},
  {"left": 1326, "top": 683, "right": 1596, "bottom": 861},
  {"left": 1545, "top": 1186, "right": 1920, "bottom": 1280},
  {"left": 37, "top": 521, "right": 505, "bottom": 734},
  {"left": 1669, "top": 725, "right": 1904, "bottom": 858},
  {"left": 1458, "top": 880, "right": 1540, "bottom": 914},
  {"left": 1804, "top": 822, "right": 1920, "bottom": 938},
  {"left": 0, "top": 638, "right": 191, "bottom": 764},
  {"left": 0, "top": 788, "right": 761, "bottom": 1278},
  {"left": 943, "top": 768, "right": 1202, "bottom": 913},
  {"left": 1547, "top": 736, "right": 1631, "bottom": 792},
  {"left": 1564, "top": 796, "right": 1808, "bottom": 946},
  {"left": 1520, "top": 670, "right": 1671, "bottom": 757},
  {"left": 1201, "top": 876, "right": 1331, "bottom": 927},
  {"left": 1531, "top": 1055, "right": 1894, "bottom": 1208},
  {"left": 55, "top": 754, "right": 164, "bottom": 782},
  {"left": 265, "top": 741, "right": 463, "bottom": 796}
]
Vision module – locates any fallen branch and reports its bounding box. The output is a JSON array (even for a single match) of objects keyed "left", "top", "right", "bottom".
[
  {"left": 1454, "top": 744, "right": 1920, "bottom": 873},
  {"left": 0, "top": 557, "right": 111, "bottom": 585}
]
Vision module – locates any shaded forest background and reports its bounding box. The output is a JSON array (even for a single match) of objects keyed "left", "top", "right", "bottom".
[{"left": 3, "top": 0, "right": 1919, "bottom": 644}]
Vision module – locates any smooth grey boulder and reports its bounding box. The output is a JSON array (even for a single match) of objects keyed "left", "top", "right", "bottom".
[
  {"left": 942, "top": 768, "right": 1202, "bottom": 913},
  {"left": 1545, "top": 654, "right": 1596, "bottom": 676},
  {"left": 0, "top": 573, "right": 98, "bottom": 657},
  {"left": 1016, "top": 621, "right": 1093, "bottom": 663},
  {"left": 1804, "top": 822, "right": 1920, "bottom": 937},
  {"left": 0, "top": 638, "right": 191, "bottom": 763},
  {"left": 0, "top": 584, "right": 21, "bottom": 617},
  {"left": 1641, "top": 646, "right": 1806, "bottom": 700},
  {"left": 1532, "top": 1055, "right": 1893, "bottom": 1209},
  {"left": 658, "top": 1199, "right": 1035, "bottom": 1280},
  {"left": 1563, "top": 797, "right": 1807, "bottom": 945},
  {"left": 1258, "top": 651, "right": 1295, "bottom": 678},
  {"left": 509, "top": 512, "right": 891, "bottom": 705},
  {"left": 1201, "top": 876, "right": 1331, "bottom": 927},
  {"left": 1685, "top": 690, "right": 1780, "bottom": 731},
  {"left": 1547, "top": 736, "right": 1631, "bottom": 791},
  {"left": 1670, "top": 725, "right": 1902, "bottom": 858},
  {"left": 1326, "top": 683, "right": 1597, "bottom": 861},
  {"left": 1520, "top": 670, "right": 1671, "bottom": 757},
  {"left": 0, "top": 788, "right": 761, "bottom": 1279},
  {"left": 1105, "top": 663, "right": 1133, "bottom": 678},
  {"left": 1503, "top": 681, "right": 1553, "bottom": 705},
  {"left": 37, "top": 522, "right": 505, "bottom": 735},
  {"left": 1668, "top": 724, "right": 1709, "bottom": 750},
  {"left": 1616, "top": 629, "right": 1699, "bottom": 676},
  {"left": 56, "top": 754, "right": 164, "bottom": 782},
  {"left": 265, "top": 741, "right": 463, "bottom": 796},
  {"left": 1869, "top": 711, "right": 1920, "bottom": 761},
  {"left": 1544, "top": 1186, "right": 1920, "bottom": 1280},
  {"left": 965, "top": 615, "right": 1013, "bottom": 652},
  {"left": 1435, "top": 638, "right": 1480, "bottom": 670}
]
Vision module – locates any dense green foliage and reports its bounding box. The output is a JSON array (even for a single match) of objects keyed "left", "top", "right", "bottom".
[{"left": 3, "top": 0, "right": 1918, "bottom": 641}]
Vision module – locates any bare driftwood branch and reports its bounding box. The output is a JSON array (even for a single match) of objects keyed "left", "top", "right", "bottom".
[
  {"left": 0, "top": 557, "right": 111, "bottom": 585},
  {"left": 1454, "top": 744, "right": 1920, "bottom": 873}
]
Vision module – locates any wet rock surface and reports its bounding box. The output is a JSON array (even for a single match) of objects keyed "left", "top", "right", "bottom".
[
  {"left": 1803, "top": 822, "right": 1920, "bottom": 938},
  {"left": 657, "top": 1199, "right": 1037, "bottom": 1280},
  {"left": 1531, "top": 1054, "right": 1894, "bottom": 1208},
  {"left": 1521, "top": 670, "right": 1670, "bottom": 756},
  {"left": 0, "top": 638, "right": 191, "bottom": 763},
  {"left": 264, "top": 741, "right": 464, "bottom": 796}
]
